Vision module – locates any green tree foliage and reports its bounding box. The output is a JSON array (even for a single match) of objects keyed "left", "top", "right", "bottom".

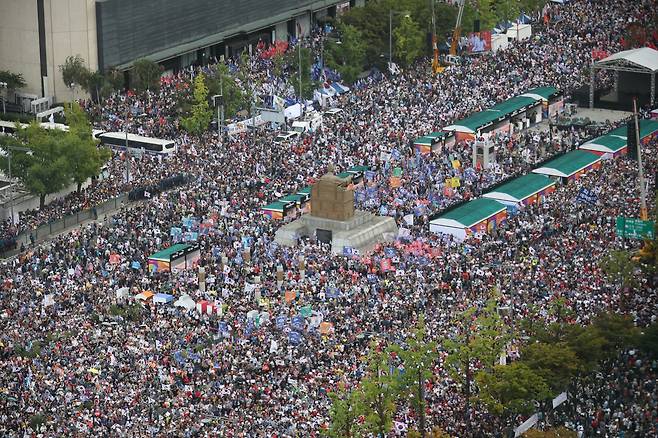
[
  {"left": 1, "top": 124, "right": 72, "bottom": 208},
  {"left": 181, "top": 73, "right": 213, "bottom": 135},
  {"left": 639, "top": 322, "right": 658, "bottom": 359},
  {"left": 445, "top": 294, "right": 511, "bottom": 421},
  {"left": 389, "top": 315, "right": 438, "bottom": 437},
  {"left": 339, "top": 0, "right": 459, "bottom": 69},
  {"left": 0, "top": 105, "right": 109, "bottom": 206},
  {"left": 475, "top": 362, "right": 551, "bottom": 417},
  {"left": 561, "top": 324, "right": 607, "bottom": 372},
  {"left": 325, "top": 24, "right": 366, "bottom": 84},
  {"left": 0, "top": 70, "right": 27, "bottom": 90},
  {"left": 477, "top": 0, "right": 499, "bottom": 31},
  {"left": 287, "top": 46, "right": 317, "bottom": 100},
  {"left": 131, "top": 59, "right": 162, "bottom": 92},
  {"left": 359, "top": 343, "right": 398, "bottom": 436},
  {"left": 59, "top": 55, "right": 89, "bottom": 90},
  {"left": 600, "top": 250, "right": 639, "bottom": 288},
  {"left": 591, "top": 313, "right": 640, "bottom": 353},
  {"left": 325, "top": 385, "right": 364, "bottom": 438},
  {"left": 492, "top": 0, "right": 521, "bottom": 22},
  {"left": 520, "top": 342, "right": 581, "bottom": 394},
  {"left": 394, "top": 15, "right": 426, "bottom": 66},
  {"left": 64, "top": 103, "right": 111, "bottom": 191},
  {"left": 206, "top": 63, "right": 248, "bottom": 119}
]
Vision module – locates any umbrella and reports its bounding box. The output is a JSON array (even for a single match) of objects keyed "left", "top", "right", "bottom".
[
  {"left": 153, "top": 293, "right": 174, "bottom": 304},
  {"left": 174, "top": 295, "right": 195, "bottom": 310},
  {"left": 135, "top": 290, "right": 154, "bottom": 301}
]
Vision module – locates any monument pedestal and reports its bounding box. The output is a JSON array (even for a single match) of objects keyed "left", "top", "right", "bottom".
[{"left": 275, "top": 210, "right": 398, "bottom": 254}]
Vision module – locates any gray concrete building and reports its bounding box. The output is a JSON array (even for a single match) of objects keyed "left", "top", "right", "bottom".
[{"left": 0, "top": 0, "right": 355, "bottom": 104}]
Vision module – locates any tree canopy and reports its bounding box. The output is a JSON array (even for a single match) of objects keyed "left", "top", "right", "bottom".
[
  {"left": 0, "top": 103, "right": 110, "bottom": 207},
  {"left": 181, "top": 73, "right": 213, "bottom": 135}
]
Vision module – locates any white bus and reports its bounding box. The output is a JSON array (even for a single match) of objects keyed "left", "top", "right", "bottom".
[
  {"left": 0, "top": 120, "right": 28, "bottom": 135},
  {"left": 98, "top": 132, "right": 177, "bottom": 155}
]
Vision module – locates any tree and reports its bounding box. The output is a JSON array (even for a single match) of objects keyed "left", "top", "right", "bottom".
[
  {"left": 600, "top": 250, "right": 640, "bottom": 289},
  {"left": 131, "top": 59, "right": 162, "bottom": 92},
  {"left": 84, "top": 70, "right": 105, "bottom": 104},
  {"left": 206, "top": 63, "right": 247, "bottom": 119},
  {"left": 639, "top": 322, "right": 658, "bottom": 359},
  {"left": 64, "top": 103, "right": 111, "bottom": 191},
  {"left": 359, "top": 343, "right": 398, "bottom": 436},
  {"left": 0, "top": 124, "right": 72, "bottom": 208},
  {"left": 0, "top": 70, "right": 27, "bottom": 90},
  {"left": 181, "top": 73, "right": 213, "bottom": 135},
  {"left": 325, "top": 24, "right": 366, "bottom": 84},
  {"left": 389, "top": 315, "right": 438, "bottom": 437},
  {"left": 286, "top": 46, "right": 317, "bottom": 100},
  {"left": 445, "top": 294, "right": 511, "bottom": 423},
  {"left": 591, "top": 313, "right": 640, "bottom": 354},
  {"left": 394, "top": 15, "right": 425, "bottom": 67},
  {"left": 493, "top": 0, "right": 521, "bottom": 23},
  {"left": 475, "top": 362, "right": 551, "bottom": 417},
  {"left": 326, "top": 385, "right": 364, "bottom": 438},
  {"left": 562, "top": 324, "right": 607, "bottom": 372},
  {"left": 520, "top": 342, "right": 581, "bottom": 394},
  {"left": 477, "top": 0, "right": 499, "bottom": 31},
  {"left": 59, "top": 55, "right": 89, "bottom": 91}
]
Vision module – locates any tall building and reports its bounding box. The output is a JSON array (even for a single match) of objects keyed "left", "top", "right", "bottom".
[{"left": 0, "top": 0, "right": 354, "bottom": 104}]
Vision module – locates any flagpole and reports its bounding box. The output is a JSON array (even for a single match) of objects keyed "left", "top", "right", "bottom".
[{"left": 634, "top": 98, "right": 648, "bottom": 220}]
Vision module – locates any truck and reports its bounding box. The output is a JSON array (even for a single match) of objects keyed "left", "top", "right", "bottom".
[{"left": 291, "top": 113, "right": 323, "bottom": 134}]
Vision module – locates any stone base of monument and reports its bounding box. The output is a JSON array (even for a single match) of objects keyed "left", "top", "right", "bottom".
[{"left": 275, "top": 210, "right": 399, "bottom": 254}]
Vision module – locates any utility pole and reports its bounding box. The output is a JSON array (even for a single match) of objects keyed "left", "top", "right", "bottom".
[
  {"left": 0, "top": 81, "right": 7, "bottom": 115},
  {"left": 298, "top": 39, "right": 303, "bottom": 106},
  {"left": 389, "top": 9, "right": 393, "bottom": 69},
  {"left": 634, "top": 98, "right": 648, "bottom": 220},
  {"left": 4, "top": 145, "right": 31, "bottom": 225},
  {"left": 125, "top": 109, "right": 130, "bottom": 184}
]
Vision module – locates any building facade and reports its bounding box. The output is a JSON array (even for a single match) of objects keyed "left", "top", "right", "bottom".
[{"left": 0, "top": 0, "right": 354, "bottom": 103}]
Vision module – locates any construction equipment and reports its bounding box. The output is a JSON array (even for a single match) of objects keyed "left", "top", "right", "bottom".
[
  {"left": 447, "top": 0, "right": 466, "bottom": 64},
  {"left": 434, "top": 0, "right": 466, "bottom": 72}
]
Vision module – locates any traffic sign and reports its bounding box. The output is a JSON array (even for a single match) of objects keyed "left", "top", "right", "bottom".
[{"left": 615, "top": 216, "right": 655, "bottom": 239}]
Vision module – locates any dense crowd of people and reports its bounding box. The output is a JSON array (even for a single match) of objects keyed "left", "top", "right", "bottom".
[{"left": 1, "top": 0, "right": 657, "bottom": 436}]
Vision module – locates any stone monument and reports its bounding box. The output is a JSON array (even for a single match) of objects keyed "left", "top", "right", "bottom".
[
  {"left": 309, "top": 164, "right": 354, "bottom": 221},
  {"left": 275, "top": 165, "right": 398, "bottom": 254}
]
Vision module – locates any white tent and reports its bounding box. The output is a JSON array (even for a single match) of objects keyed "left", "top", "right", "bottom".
[{"left": 174, "top": 294, "right": 195, "bottom": 310}]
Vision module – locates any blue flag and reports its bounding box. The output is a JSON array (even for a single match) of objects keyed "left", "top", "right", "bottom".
[{"left": 288, "top": 331, "right": 302, "bottom": 345}]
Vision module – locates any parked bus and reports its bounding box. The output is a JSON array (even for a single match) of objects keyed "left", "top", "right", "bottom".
[
  {"left": 0, "top": 120, "right": 28, "bottom": 135},
  {"left": 98, "top": 132, "right": 177, "bottom": 155}
]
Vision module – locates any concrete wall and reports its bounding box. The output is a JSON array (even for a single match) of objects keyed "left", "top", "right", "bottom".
[
  {"left": 43, "top": 0, "right": 98, "bottom": 102},
  {"left": 0, "top": 0, "right": 41, "bottom": 98},
  {"left": 0, "top": 0, "right": 97, "bottom": 103},
  {"left": 274, "top": 22, "right": 288, "bottom": 42}
]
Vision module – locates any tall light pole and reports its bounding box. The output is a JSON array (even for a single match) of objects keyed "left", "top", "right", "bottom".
[
  {"left": 0, "top": 81, "right": 7, "bottom": 115},
  {"left": 125, "top": 109, "right": 130, "bottom": 184},
  {"left": 633, "top": 98, "right": 648, "bottom": 220},
  {"left": 389, "top": 10, "right": 409, "bottom": 71},
  {"left": 70, "top": 83, "right": 77, "bottom": 113},
  {"left": 4, "top": 145, "right": 31, "bottom": 225},
  {"left": 212, "top": 93, "right": 223, "bottom": 137},
  {"left": 389, "top": 9, "right": 393, "bottom": 68}
]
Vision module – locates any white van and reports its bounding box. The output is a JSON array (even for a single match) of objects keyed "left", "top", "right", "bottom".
[
  {"left": 274, "top": 131, "right": 300, "bottom": 145},
  {"left": 291, "top": 113, "right": 323, "bottom": 134}
]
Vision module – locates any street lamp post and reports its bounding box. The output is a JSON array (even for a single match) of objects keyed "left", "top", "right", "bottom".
[
  {"left": 212, "top": 93, "right": 223, "bottom": 137},
  {"left": 70, "top": 83, "right": 77, "bottom": 112},
  {"left": 125, "top": 109, "right": 130, "bottom": 184},
  {"left": 4, "top": 145, "right": 31, "bottom": 225},
  {"left": 388, "top": 10, "right": 409, "bottom": 71},
  {"left": 0, "top": 81, "right": 7, "bottom": 115}
]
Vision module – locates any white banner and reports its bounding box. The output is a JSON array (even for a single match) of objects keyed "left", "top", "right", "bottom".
[
  {"left": 514, "top": 413, "right": 538, "bottom": 437},
  {"left": 552, "top": 391, "right": 568, "bottom": 408}
]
